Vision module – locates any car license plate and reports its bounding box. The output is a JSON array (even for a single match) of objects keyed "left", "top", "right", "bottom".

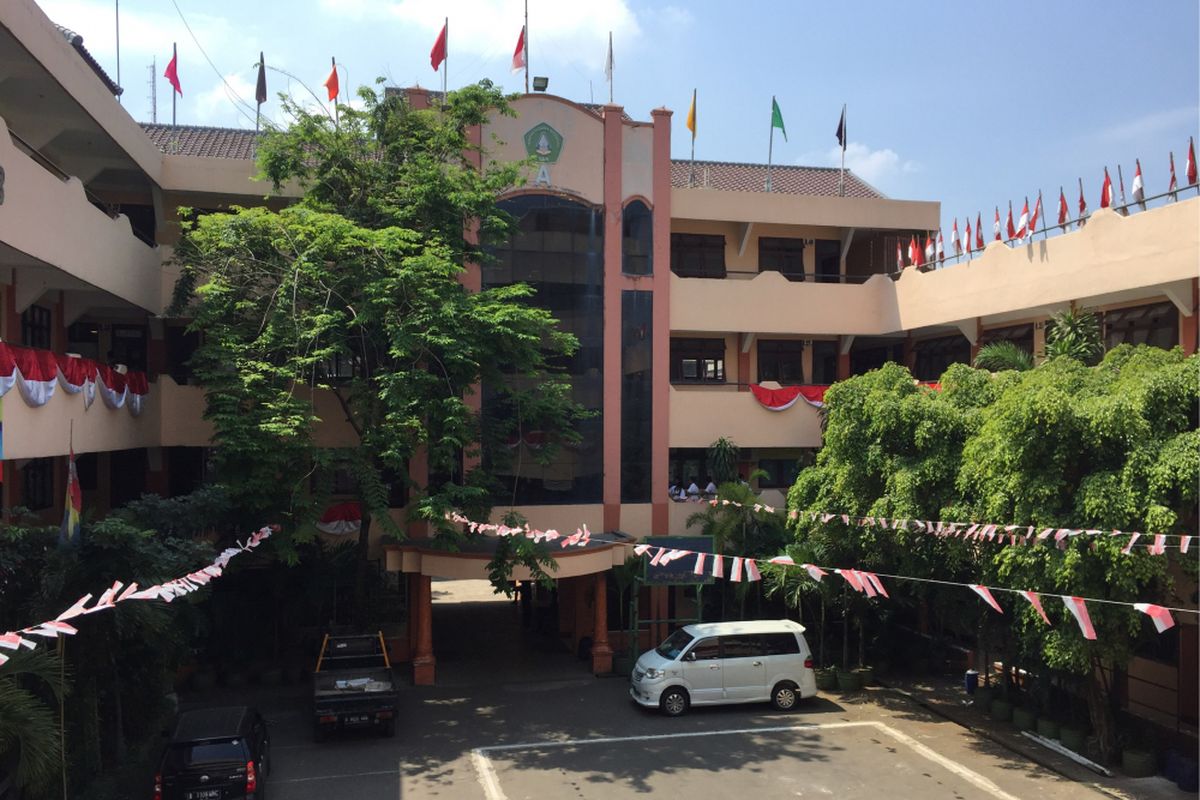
[
  {"left": 346, "top": 714, "right": 370, "bottom": 724},
  {"left": 186, "top": 790, "right": 221, "bottom": 800}
]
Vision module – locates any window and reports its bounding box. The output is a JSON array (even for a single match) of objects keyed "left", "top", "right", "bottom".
[
  {"left": 758, "top": 237, "right": 805, "bottom": 281},
  {"left": 670, "top": 233, "right": 725, "bottom": 278},
  {"left": 810, "top": 340, "right": 838, "bottom": 384},
  {"left": 720, "top": 635, "right": 766, "bottom": 659},
  {"left": 22, "top": 458, "right": 53, "bottom": 510},
  {"left": 21, "top": 305, "right": 52, "bottom": 349},
  {"left": 851, "top": 342, "right": 905, "bottom": 377},
  {"left": 815, "top": 240, "right": 841, "bottom": 283},
  {"left": 67, "top": 322, "right": 100, "bottom": 360},
  {"left": 684, "top": 638, "right": 721, "bottom": 661},
  {"left": 758, "top": 457, "right": 801, "bottom": 489},
  {"left": 656, "top": 629, "right": 694, "bottom": 660},
  {"left": 670, "top": 338, "right": 725, "bottom": 383},
  {"left": 1104, "top": 302, "right": 1179, "bottom": 351},
  {"left": 110, "top": 325, "right": 147, "bottom": 372},
  {"left": 757, "top": 340, "right": 804, "bottom": 384},
  {"left": 912, "top": 335, "right": 971, "bottom": 381},
  {"left": 980, "top": 324, "right": 1034, "bottom": 354},
  {"left": 761, "top": 632, "right": 801, "bottom": 656},
  {"left": 622, "top": 200, "right": 652, "bottom": 275},
  {"left": 621, "top": 292, "right": 653, "bottom": 502}
]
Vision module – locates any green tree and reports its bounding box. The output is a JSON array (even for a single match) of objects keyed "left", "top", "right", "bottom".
[
  {"left": 785, "top": 346, "right": 1195, "bottom": 762},
  {"left": 0, "top": 649, "right": 67, "bottom": 799},
  {"left": 172, "top": 82, "right": 585, "bottom": 610},
  {"left": 973, "top": 340, "right": 1033, "bottom": 372},
  {"left": 705, "top": 437, "right": 740, "bottom": 485},
  {"left": 1043, "top": 307, "right": 1103, "bottom": 364}
]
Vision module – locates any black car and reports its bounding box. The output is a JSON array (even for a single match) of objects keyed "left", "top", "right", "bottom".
[{"left": 155, "top": 706, "right": 270, "bottom": 800}]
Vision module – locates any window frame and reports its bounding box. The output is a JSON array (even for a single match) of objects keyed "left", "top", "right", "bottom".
[
  {"left": 670, "top": 338, "right": 726, "bottom": 384},
  {"left": 21, "top": 304, "right": 52, "bottom": 350},
  {"left": 756, "top": 339, "right": 805, "bottom": 385},
  {"left": 670, "top": 233, "right": 726, "bottom": 279},
  {"left": 621, "top": 200, "right": 653, "bottom": 276},
  {"left": 758, "top": 236, "right": 805, "bottom": 281}
]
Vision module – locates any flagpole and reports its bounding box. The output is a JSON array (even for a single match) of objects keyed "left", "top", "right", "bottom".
[
  {"left": 171, "top": 42, "right": 176, "bottom": 128},
  {"left": 608, "top": 31, "right": 613, "bottom": 103},
  {"left": 839, "top": 104, "right": 846, "bottom": 197},
  {"left": 115, "top": 0, "right": 121, "bottom": 104},
  {"left": 524, "top": 1, "right": 529, "bottom": 94},
  {"left": 1117, "top": 163, "right": 1128, "bottom": 215},
  {"left": 689, "top": 88, "right": 696, "bottom": 188},
  {"left": 443, "top": 17, "right": 449, "bottom": 100},
  {"left": 331, "top": 56, "right": 339, "bottom": 128},
  {"left": 765, "top": 96, "right": 775, "bottom": 192},
  {"left": 1078, "top": 177, "right": 1086, "bottom": 227}
]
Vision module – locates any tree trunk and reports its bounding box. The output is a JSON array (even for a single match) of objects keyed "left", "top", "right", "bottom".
[
  {"left": 1086, "top": 660, "right": 1117, "bottom": 763},
  {"left": 353, "top": 511, "right": 373, "bottom": 628},
  {"left": 841, "top": 585, "right": 849, "bottom": 670}
]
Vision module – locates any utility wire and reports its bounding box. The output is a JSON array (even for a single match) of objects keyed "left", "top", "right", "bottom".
[{"left": 170, "top": 0, "right": 259, "bottom": 127}]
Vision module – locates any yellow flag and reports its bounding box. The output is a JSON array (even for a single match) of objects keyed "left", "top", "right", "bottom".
[{"left": 686, "top": 88, "right": 696, "bottom": 138}]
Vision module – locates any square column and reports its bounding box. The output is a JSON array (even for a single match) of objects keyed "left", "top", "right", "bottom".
[
  {"left": 412, "top": 574, "right": 436, "bottom": 685},
  {"left": 591, "top": 572, "right": 613, "bottom": 674},
  {"left": 601, "top": 105, "right": 624, "bottom": 532}
]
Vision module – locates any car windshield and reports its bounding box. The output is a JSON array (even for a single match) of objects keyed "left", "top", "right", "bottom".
[
  {"left": 164, "top": 740, "right": 245, "bottom": 770},
  {"left": 655, "top": 629, "right": 694, "bottom": 660}
]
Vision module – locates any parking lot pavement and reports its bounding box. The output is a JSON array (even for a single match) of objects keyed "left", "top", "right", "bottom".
[{"left": 242, "top": 676, "right": 1120, "bottom": 800}]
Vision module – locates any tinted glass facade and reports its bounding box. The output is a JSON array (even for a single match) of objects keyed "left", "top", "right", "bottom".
[
  {"left": 621, "top": 291, "right": 653, "bottom": 502},
  {"left": 622, "top": 200, "right": 653, "bottom": 275},
  {"left": 483, "top": 195, "right": 604, "bottom": 504}
]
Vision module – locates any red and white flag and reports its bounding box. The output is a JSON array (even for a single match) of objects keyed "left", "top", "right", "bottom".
[
  {"left": 1028, "top": 193, "right": 1042, "bottom": 235},
  {"left": 1062, "top": 596, "right": 1097, "bottom": 640},
  {"left": 975, "top": 213, "right": 984, "bottom": 249},
  {"left": 1078, "top": 178, "right": 1088, "bottom": 222},
  {"left": 952, "top": 219, "right": 961, "bottom": 255},
  {"left": 1019, "top": 591, "right": 1051, "bottom": 625},
  {"left": 964, "top": 220, "right": 973, "bottom": 255},
  {"left": 1132, "top": 159, "right": 1145, "bottom": 209},
  {"left": 896, "top": 239, "right": 903, "bottom": 270},
  {"left": 971, "top": 584, "right": 1004, "bottom": 614},
  {"left": 907, "top": 235, "right": 917, "bottom": 267},
  {"left": 1006, "top": 201, "right": 1016, "bottom": 240},
  {"left": 1057, "top": 187, "right": 1069, "bottom": 228},
  {"left": 511, "top": 25, "right": 527, "bottom": 74},
  {"left": 923, "top": 233, "right": 934, "bottom": 264},
  {"left": 993, "top": 207, "right": 1002, "bottom": 241},
  {"left": 1188, "top": 137, "right": 1198, "bottom": 185},
  {"left": 1016, "top": 198, "right": 1029, "bottom": 240},
  {"left": 1169, "top": 152, "right": 1178, "bottom": 195},
  {"left": 1100, "top": 167, "right": 1114, "bottom": 208},
  {"left": 936, "top": 229, "right": 944, "bottom": 262},
  {"left": 1133, "top": 603, "right": 1175, "bottom": 633}
]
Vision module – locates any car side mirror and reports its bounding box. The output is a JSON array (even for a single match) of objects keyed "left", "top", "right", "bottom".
[{"left": 683, "top": 651, "right": 696, "bottom": 662}]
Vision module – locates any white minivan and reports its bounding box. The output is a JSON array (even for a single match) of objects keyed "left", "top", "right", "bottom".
[{"left": 630, "top": 619, "right": 817, "bottom": 716}]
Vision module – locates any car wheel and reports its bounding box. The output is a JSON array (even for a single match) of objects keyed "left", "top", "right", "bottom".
[
  {"left": 770, "top": 681, "right": 799, "bottom": 711},
  {"left": 660, "top": 687, "right": 689, "bottom": 717}
]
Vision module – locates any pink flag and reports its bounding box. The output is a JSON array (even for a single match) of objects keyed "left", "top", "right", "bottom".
[
  {"left": 1133, "top": 603, "right": 1175, "bottom": 633},
  {"left": 769, "top": 555, "right": 795, "bottom": 565},
  {"left": 802, "top": 563, "right": 826, "bottom": 581},
  {"left": 1150, "top": 534, "right": 1167, "bottom": 555},
  {"left": 1181, "top": 536, "right": 1191, "bottom": 554},
  {"left": 1019, "top": 591, "right": 1051, "bottom": 625},
  {"left": 730, "top": 557, "right": 744, "bottom": 582},
  {"left": 1062, "top": 596, "right": 1097, "bottom": 640},
  {"left": 864, "top": 572, "right": 889, "bottom": 598},
  {"left": 1121, "top": 532, "right": 1141, "bottom": 554},
  {"left": 649, "top": 547, "right": 667, "bottom": 566},
  {"left": 857, "top": 571, "right": 877, "bottom": 598},
  {"left": 745, "top": 559, "right": 762, "bottom": 582},
  {"left": 837, "top": 569, "right": 864, "bottom": 592},
  {"left": 634, "top": 544, "right": 652, "bottom": 556},
  {"left": 693, "top": 552, "right": 708, "bottom": 575},
  {"left": 712, "top": 555, "right": 725, "bottom": 579},
  {"left": 56, "top": 593, "right": 94, "bottom": 622},
  {"left": 970, "top": 584, "right": 1004, "bottom": 614}
]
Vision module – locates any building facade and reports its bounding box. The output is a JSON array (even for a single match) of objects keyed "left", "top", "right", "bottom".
[{"left": 1, "top": 1, "right": 1196, "bottom": 720}]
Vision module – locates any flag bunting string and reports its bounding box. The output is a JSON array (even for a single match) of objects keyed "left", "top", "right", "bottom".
[
  {"left": 0, "top": 526, "right": 275, "bottom": 668},
  {"left": 442, "top": 512, "right": 1198, "bottom": 641}
]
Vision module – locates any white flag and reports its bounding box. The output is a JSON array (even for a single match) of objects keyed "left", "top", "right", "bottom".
[{"left": 604, "top": 32, "right": 613, "bottom": 83}]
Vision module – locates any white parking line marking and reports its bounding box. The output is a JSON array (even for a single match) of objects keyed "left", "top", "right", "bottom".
[{"left": 471, "top": 720, "right": 1022, "bottom": 800}]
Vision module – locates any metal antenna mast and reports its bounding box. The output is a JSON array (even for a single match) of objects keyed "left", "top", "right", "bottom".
[{"left": 148, "top": 58, "right": 157, "bottom": 123}]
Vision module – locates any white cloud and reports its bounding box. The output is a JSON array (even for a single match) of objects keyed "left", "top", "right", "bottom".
[
  {"left": 193, "top": 72, "right": 259, "bottom": 126},
  {"left": 1097, "top": 106, "right": 1199, "bottom": 143},
  {"left": 800, "top": 141, "right": 918, "bottom": 186}
]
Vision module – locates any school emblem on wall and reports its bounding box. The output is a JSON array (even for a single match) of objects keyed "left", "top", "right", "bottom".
[{"left": 524, "top": 123, "right": 563, "bottom": 164}]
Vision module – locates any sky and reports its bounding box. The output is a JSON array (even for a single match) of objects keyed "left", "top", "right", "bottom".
[{"left": 36, "top": 0, "right": 1200, "bottom": 229}]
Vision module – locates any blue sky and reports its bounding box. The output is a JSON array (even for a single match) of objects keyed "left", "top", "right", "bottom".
[{"left": 38, "top": 0, "right": 1199, "bottom": 229}]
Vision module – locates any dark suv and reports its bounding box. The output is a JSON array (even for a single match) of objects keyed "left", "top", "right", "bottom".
[{"left": 155, "top": 706, "right": 270, "bottom": 800}]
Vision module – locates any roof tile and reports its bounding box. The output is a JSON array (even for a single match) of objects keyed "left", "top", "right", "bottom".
[
  {"left": 671, "top": 159, "right": 884, "bottom": 199},
  {"left": 140, "top": 124, "right": 261, "bottom": 160}
]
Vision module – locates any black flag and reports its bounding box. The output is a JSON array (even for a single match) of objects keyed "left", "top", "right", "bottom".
[
  {"left": 255, "top": 52, "right": 267, "bottom": 105},
  {"left": 835, "top": 105, "right": 846, "bottom": 149}
]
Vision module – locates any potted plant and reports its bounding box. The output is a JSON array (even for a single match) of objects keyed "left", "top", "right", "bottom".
[
  {"left": 989, "top": 697, "right": 1013, "bottom": 722},
  {"left": 1036, "top": 717, "right": 1060, "bottom": 739},
  {"left": 815, "top": 667, "right": 837, "bottom": 691},
  {"left": 836, "top": 669, "right": 862, "bottom": 691},
  {"left": 1121, "top": 746, "right": 1157, "bottom": 778}
]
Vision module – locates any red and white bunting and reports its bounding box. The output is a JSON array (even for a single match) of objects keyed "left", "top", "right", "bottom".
[
  {"left": 1020, "top": 590, "right": 1051, "bottom": 625},
  {"left": 971, "top": 584, "right": 1004, "bottom": 614},
  {"left": 692, "top": 552, "right": 707, "bottom": 575},
  {"left": 712, "top": 554, "right": 725, "bottom": 579},
  {"left": 745, "top": 559, "right": 762, "bottom": 582},
  {"left": 1062, "top": 595, "right": 1097, "bottom": 640},
  {"left": 0, "top": 344, "right": 150, "bottom": 414},
  {"left": 730, "top": 556, "right": 744, "bottom": 582},
  {"left": 1133, "top": 603, "right": 1175, "bottom": 633}
]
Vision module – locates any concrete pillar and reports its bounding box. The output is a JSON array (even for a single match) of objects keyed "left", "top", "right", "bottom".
[
  {"left": 412, "top": 574, "right": 436, "bottom": 685},
  {"left": 591, "top": 572, "right": 613, "bottom": 674},
  {"left": 650, "top": 106, "right": 673, "bottom": 536},
  {"left": 837, "top": 353, "right": 851, "bottom": 381},
  {"left": 737, "top": 343, "right": 751, "bottom": 390},
  {"left": 601, "top": 104, "right": 624, "bottom": 533},
  {"left": 1181, "top": 279, "right": 1198, "bottom": 356}
]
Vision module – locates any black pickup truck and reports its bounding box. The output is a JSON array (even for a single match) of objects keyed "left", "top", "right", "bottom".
[{"left": 312, "top": 632, "right": 399, "bottom": 741}]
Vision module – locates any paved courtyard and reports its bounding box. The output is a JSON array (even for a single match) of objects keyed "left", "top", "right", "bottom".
[{"left": 182, "top": 583, "right": 1175, "bottom": 800}]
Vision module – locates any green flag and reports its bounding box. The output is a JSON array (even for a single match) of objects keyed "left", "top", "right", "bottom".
[{"left": 771, "top": 96, "right": 787, "bottom": 142}]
